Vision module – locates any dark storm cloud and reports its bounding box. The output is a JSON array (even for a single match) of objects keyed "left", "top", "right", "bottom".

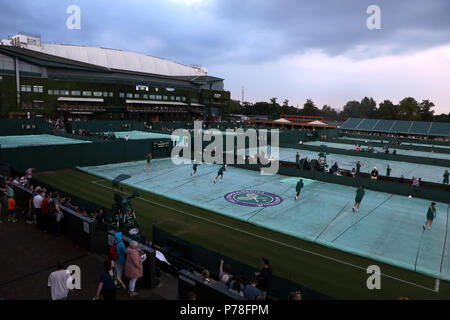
[{"left": 0, "top": 0, "right": 449, "bottom": 65}]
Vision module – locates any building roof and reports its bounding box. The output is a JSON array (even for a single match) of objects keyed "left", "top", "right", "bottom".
[
  {"left": 340, "top": 118, "right": 450, "bottom": 137},
  {"left": 3, "top": 40, "right": 207, "bottom": 77}
]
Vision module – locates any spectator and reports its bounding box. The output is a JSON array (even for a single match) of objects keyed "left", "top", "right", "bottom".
[
  {"left": 219, "top": 259, "right": 232, "bottom": 285},
  {"left": 393, "top": 149, "right": 397, "bottom": 155},
  {"left": 201, "top": 270, "right": 211, "bottom": 284},
  {"left": 25, "top": 167, "right": 35, "bottom": 181},
  {"left": 399, "top": 175, "right": 405, "bottom": 184},
  {"left": 243, "top": 277, "right": 261, "bottom": 300},
  {"left": 228, "top": 273, "right": 244, "bottom": 292},
  {"left": 27, "top": 186, "right": 40, "bottom": 224},
  {"left": 255, "top": 258, "right": 272, "bottom": 298},
  {"left": 125, "top": 241, "right": 144, "bottom": 297},
  {"left": 7, "top": 193, "right": 17, "bottom": 222},
  {"left": 331, "top": 162, "right": 339, "bottom": 175},
  {"left": 351, "top": 168, "right": 356, "bottom": 178},
  {"left": 32, "top": 189, "right": 44, "bottom": 225},
  {"left": 95, "top": 259, "right": 125, "bottom": 301},
  {"left": 48, "top": 261, "right": 72, "bottom": 300},
  {"left": 111, "top": 232, "right": 127, "bottom": 289},
  {"left": 386, "top": 165, "right": 391, "bottom": 177},
  {"left": 95, "top": 208, "right": 105, "bottom": 224},
  {"left": 412, "top": 177, "right": 420, "bottom": 187},
  {"left": 288, "top": 291, "right": 303, "bottom": 300},
  {"left": 49, "top": 193, "right": 64, "bottom": 239},
  {"left": 229, "top": 280, "right": 244, "bottom": 297},
  {"left": 40, "top": 192, "right": 51, "bottom": 232},
  {"left": 370, "top": 167, "right": 379, "bottom": 180}
]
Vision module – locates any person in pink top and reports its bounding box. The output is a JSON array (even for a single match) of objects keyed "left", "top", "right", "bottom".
[{"left": 124, "top": 241, "right": 144, "bottom": 297}]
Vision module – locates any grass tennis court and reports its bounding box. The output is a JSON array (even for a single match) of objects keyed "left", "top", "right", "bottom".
[
  {"left": 304, "top": 140, "right": 450, "bottom": 160},
  {"left": 34, "top": 166, "right": 450, "bottom": 299},
  {"left": 76, "top": 158, "right": 450, "bottom": 282},
  {"left": 0, "top": 134, "right": 91, "bottom": 149}
]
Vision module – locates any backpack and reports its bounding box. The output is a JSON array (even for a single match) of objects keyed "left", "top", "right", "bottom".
[{"left": 109, "top": 241, "right": 119, "bottom": 261}]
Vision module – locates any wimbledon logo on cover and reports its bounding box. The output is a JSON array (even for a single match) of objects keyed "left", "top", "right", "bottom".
[{"left": 224, "top": 190, "right": 283, "bottom": 207}]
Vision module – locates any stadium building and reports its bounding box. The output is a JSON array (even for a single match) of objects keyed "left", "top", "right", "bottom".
[{"left": 0, "top": 33, "right": 230, "bottom": 120}]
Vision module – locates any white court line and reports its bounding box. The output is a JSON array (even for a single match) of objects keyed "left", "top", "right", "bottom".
[{"left": 90, "top": 178, "right": 437, "bottom": 293}]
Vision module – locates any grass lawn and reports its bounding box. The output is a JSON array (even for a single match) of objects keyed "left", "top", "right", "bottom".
[{"left": 35, "top": 168, "right": 450, "bottom": 300}]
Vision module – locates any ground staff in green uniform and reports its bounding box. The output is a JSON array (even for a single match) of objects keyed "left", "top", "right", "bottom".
[
  {"left": 295, "top": 179, "right": 304, "bottom": 200},
  {"left": 352, "top": 186, "right": 365, "bottom": 213},
  {"left": 191, "top": 162, "right": 200, "bottom": 176},
  {"left": 423, "top": 202, "right": 436, "bottom": 230},
  {"left": 443, "top": 170, "right": 449, "bottom": 184},
  {"left": 356, "top": 161, "right": 361, "bottom": 175},
  {"left": 214, "top": 165, "right": 227, "bottom": 183},
  {"left": 144, "top": 152, "right": 152, "bottom": 171},
  {"left": 386, "top": 165, "right": 391, "bottom": 177}
]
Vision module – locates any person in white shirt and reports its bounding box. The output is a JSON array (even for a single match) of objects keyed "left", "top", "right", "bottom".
[
  {"left": 48, "top": 262, "right": 72, "bottom": 300},
  {"left": 32, "top": 191, "right": 44, "bottom": 225}
]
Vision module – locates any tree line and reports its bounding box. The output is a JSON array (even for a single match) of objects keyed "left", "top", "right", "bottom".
[{"left": 224, "top": 97, "right": 450, "bottom": 122}]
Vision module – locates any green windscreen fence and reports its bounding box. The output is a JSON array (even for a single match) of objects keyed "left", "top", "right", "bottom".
[
  {"left": 0, "top": 118, "right": 53, "bottom": 136},
  {"left": 0, "top": 138, "right": 173, "bottom": 172},
  {"left": 67, "top": 120, "right": 145, "bottom": 133},
  {"left": 78, "top": 157, "right": 450, "bottom": 281}
]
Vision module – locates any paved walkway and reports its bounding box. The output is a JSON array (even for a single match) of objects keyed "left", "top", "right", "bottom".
[{"left": 0, "top": 209, "right": 177, "bottom": 300}]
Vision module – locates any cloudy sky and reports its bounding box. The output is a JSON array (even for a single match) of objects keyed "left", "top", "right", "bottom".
[{"left": 1, "top": 0, "right": 450, "bottom": 113}]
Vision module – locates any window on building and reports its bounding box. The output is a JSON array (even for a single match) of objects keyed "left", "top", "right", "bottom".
[
  {"left": 103, "top": 92, "right": 108, "bottom": 97},
  {"left": 109, "top": 92, "right": 114, "bottom": 97},
  {"left": 53, "top": 89, "right": 60, "bottom": 95},
  {"left": 156, "top": 95, "right": 162, "bottom": 100},
  {"left": 149, "top": 94, "right": 155, "bottom": 100},
  {"left": 176, "top": 96, "right": 181, "bottom": 101},
  {"left": 170, "top": 96, "right": 175, "bottom": 101},
  {"left": 21, "top": 85, "right": 32, "bottom": 92},
  {"left": 119, "top": 92, "right": 125, "bottom": 98},
  {"left": 126, "top": 93, "right": 133, "bottom": 98},
  {"left": 93, "top": 92, "right": 103, "bottom": 97},
  {"left": 33, "top": 85, "right": 43, "bottom": 93},
  {"left": 134, "top": 93, "right": 139, "bottom": 99},
  {"left": 71, "top": 90, "right": 81, "bottom": 96},
  {"left": 82, "top": 91, "right": 92, "bottom": 97},
  {"left": 155, "top": 88, "right": 159, "bottom": 92},
  {"left": 163, "top": 95, "right": 168, "bottom": 100},
  {"left": 48, "top": 89, "right": 53, "bottom": 95},
  {"left": 182, "top": 97, "right": 186, "bottom": 102},
  {"left": 143, "top": 94, "right": 148, "bottom": 99}
]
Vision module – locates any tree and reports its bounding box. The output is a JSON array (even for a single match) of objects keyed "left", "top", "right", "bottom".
[
  {"left": 377, "top": 100, "right": 397, "bottom": 120},
  {"left": 416, "top": 100, "right": 435, "bottom": 121},
  {"left": 303, "top": 99, "right": 319, "bottom": 115},
  {"left": 359, "top": 97, "right": 377, "bottom": 118},
  {"left": 321, "top": 105, "right": 338, "bottom": 120},
  {"left": 397, "top": 97, "right": 418, "bottom": 120},
  {"left": 340, "top": 100, "right": 361, "bottom": 119}
]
